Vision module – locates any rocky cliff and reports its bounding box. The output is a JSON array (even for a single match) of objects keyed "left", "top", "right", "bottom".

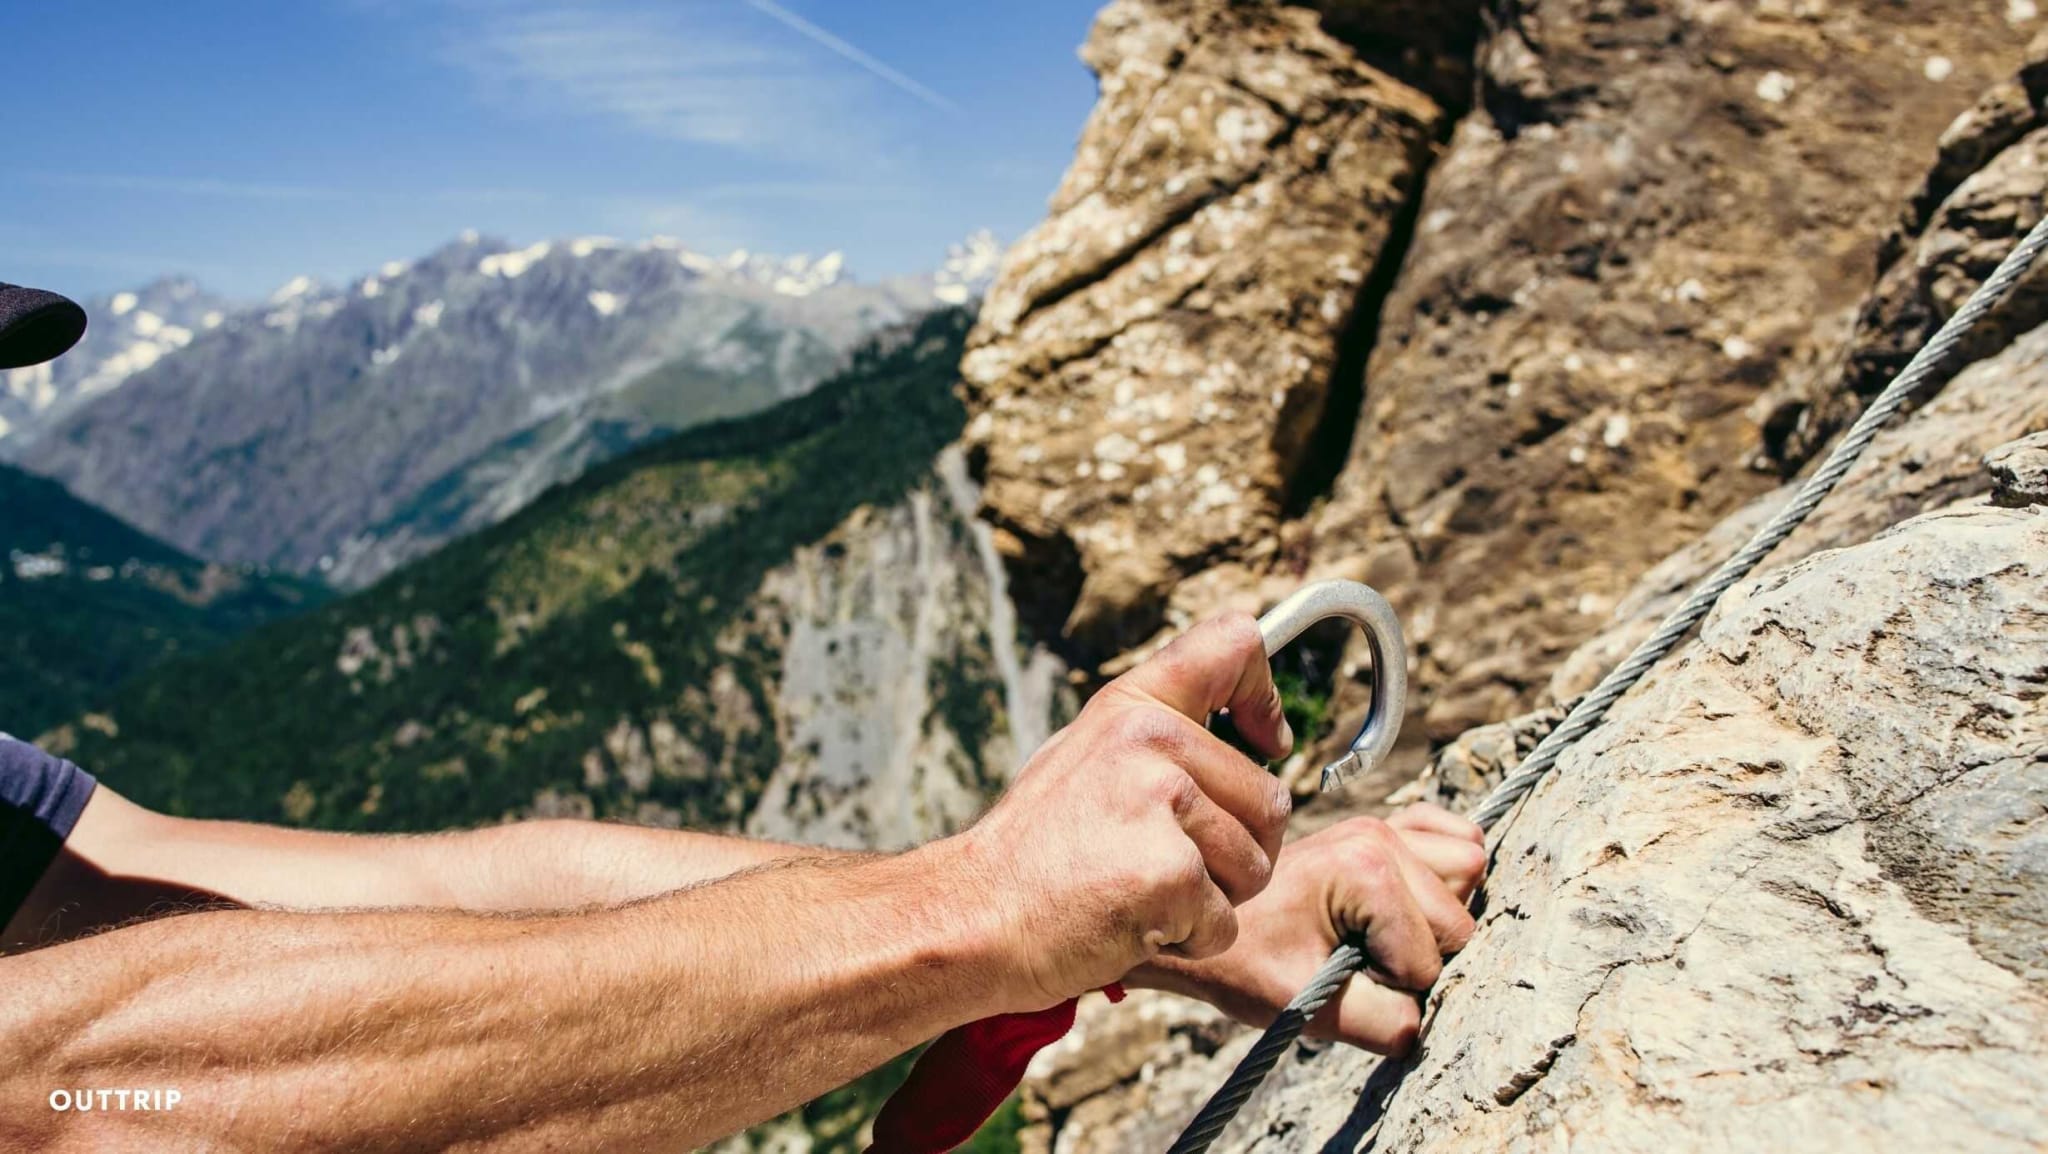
[{"left": 962, "top": 2, "right": 2047, "bottom": 1149}]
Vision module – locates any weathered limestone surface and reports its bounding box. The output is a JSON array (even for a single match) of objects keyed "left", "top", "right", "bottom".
[
  {"left": 991, "top": 7, "right": 2048, "bottom": 1151},
  {"left": 1304, "top": 500, "right": 2048, "bottom": 1154},
  {"left": 960, "top": 0, "right": 1453, "bottom": 659},
  {"left": 1309, "top": 0, "right": 2022, "bottom": 745},
  {"left": 1989, "top": 429, "right": 2048, "bottom": 506},
  {"left": 1020, "top": 321, "right": 2048, "bottom": 1154}
]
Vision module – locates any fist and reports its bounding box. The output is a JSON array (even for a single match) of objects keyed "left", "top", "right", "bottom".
[
  {"left": 1131, "top": 804, "right": 1486, "bottom": 1054},
  {"left": 964, "top": 614, "right": 1296, "bottom": 1012}
]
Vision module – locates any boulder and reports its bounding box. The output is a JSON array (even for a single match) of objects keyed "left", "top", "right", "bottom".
[{"left": 960, "top": 0, "right": 1457, "bottom": 660}]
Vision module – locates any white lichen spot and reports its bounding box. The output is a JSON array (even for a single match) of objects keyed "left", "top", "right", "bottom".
[
  {"left": 2010, "top": 0, "right": 2038, "bottom": 23},
  {"left": 1756, "top": 71, "right": 1795, "bottom": 103},
  {"left": 587, "top": 290, "right": 623, "bottom": 317},
  {"left": 1564, "top": 353, "right": 1586, "bottom": 373},
  {"left": 1576, "top": 593, "right": 1603, "bottom": 616},
  {"left": 201, "top": 310, "right": 224, "bottom": 329},
  {"left": 1214, "top": 105, "right": 1264, "bottom": 149},
  {"left": 1676, "top": 278, "right": 1706, "bottom": 303},
  {"left": 1923, "top": 56, "right": 1955, "bottom": 83},
  {"left": 109, "top": 292, "right": 138, "bottom": 316},
  {"left": 1568, "top": 445, "right": 1589, "bottom": 465},
  {"left": 1602, "top": 414, "right": 1631, "bottom": 447},
  {"left": 1424, "top": 209, "right": 1456, "bottom": 234},
  {"left": 1094, "top": 432, "right": 1141, "bottom": 464},
  {"left": 1722, "top": 335, "right": 1756, "bottom": 359},
  {"left": 413, "top": 300, "right": 445, "bottom": 328},
  {"left": 1155, "top": 443, "right": 1188, "bottom": 474},
  {"left": 1096, "top": 461, "right": 1126, "bottom": 482}
]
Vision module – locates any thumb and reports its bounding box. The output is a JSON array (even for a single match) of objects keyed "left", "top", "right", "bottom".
[{"left": 1117, "top": 613, "right": 1292, "bottom": 760}]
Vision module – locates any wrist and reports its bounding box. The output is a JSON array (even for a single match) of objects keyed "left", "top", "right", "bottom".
[{"left": 913, "top": 829, "right": 1049, "bottom": 1017}]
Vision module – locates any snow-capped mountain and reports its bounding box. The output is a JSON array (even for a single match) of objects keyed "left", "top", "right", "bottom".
[
  {"left": 17, "top": 230, "right": 1003, "bottom": 587},
  {"left": 0, "top": 278, "right": 232, "bottom": 451}
]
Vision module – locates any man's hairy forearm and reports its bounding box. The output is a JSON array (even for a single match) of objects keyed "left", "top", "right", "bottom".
[
  {"left": 5, "top": 785, "right": 851, "bottom": 952},
  {"left": 419, "top": 820, "right": 848, "bottom": 911},
  {"left": 0, "top": 839, "right": 1013, "bottom": 1153}
]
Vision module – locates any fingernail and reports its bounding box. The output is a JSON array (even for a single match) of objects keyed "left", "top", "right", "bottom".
[{"left": 1278, "top": 716, "right": 1296, "bottom": 753}]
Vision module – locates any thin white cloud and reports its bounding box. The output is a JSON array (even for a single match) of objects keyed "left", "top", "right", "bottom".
[
  {"left": 428, "top": 0, "right": 929, "bottom": 165},
  {"left": 740, "top": 0, "right": 961, "bottom": 116}
]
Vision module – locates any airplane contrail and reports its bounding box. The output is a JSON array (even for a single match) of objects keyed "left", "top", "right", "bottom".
[{"left": 741, "top": 0, "right": 964, "bottom": 117}]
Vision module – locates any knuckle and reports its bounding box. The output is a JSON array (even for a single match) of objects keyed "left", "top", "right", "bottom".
[
  {"left": 1344, "top": 837, "right": 1400, "bottom": 887},
  {"left": 1261, "top": 780, "right": 1294, "bottom": 836},
  {"left": 1216, "top": 611, "right": 1265, "bottom": 661},
  {"left": 1111, "top": 706, "right": 1186, "bottom": 756},
  {"left": 1142, "top": 763, "right": 1196, "bottom": 811},
  {"left": 1139, "top": 841, "right": 1207, "bottom": 897}
]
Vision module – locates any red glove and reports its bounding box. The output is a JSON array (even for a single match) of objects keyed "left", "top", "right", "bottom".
[{"left": 868, "top": 985, "right": 1125, "bottom": 1153}]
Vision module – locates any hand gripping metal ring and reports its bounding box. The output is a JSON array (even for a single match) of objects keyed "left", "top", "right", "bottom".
[{"left": 1254, "top": 579, "right": 1407, "bottom": 792}]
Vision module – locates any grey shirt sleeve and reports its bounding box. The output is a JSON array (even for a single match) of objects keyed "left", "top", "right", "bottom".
[{"left": 0, "top": 734, "right": 98, "bottom": 928}]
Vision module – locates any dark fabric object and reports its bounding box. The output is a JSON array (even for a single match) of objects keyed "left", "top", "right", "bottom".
[
  {"left": 0, "top": 282, "right": 89, "bottom": 370},
  {"left": 0, "top": 735, "right": 98, "bottom": 928},
  {"left": 868, "top": 984, "right": 1125, "bottom": 1153}
]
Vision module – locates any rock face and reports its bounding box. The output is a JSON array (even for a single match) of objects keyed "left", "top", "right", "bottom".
[
  {"left": 1310, "top": 0, "right": 2023, "bottom": 744},
  {"left": 1020, "top": 316, "right": 2048, "bottom": 1154},
  {"left": 967, "top": 0, "right": 2021, "bottom": 727},
  {"left": 746, "top": 448, "right": 1070, "bottom": 851},
  {"left": 984, "top": 5, "right": 2048, "bottom": 1152},
  {"left": 1758, "top": 31, "right": 2048, "bottom": 469},
  {"left": 961, "top": 0, "right": 1458, "bottom": 659}
]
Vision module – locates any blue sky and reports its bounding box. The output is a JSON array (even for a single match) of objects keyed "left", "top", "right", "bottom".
[{"left": 2, "top": 0, "right": 1105, "bottom": 300}]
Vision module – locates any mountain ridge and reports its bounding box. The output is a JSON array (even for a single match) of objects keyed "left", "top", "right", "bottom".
[{"left": 15, "top": 229, "right": 1002, "bottom": 589}]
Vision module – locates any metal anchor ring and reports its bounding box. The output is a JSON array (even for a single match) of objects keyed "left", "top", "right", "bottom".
[{"left": 1253, "top": 579, "right": 1407, "bottom": 792}]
